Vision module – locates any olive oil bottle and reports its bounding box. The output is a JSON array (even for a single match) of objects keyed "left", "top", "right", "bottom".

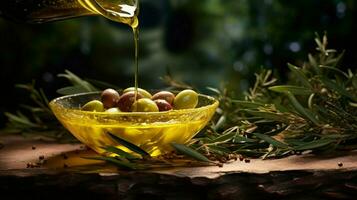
[
  {"left": 0, "top": 0, "right": 138, "bottom": 27},
  {"left": 0, "top": 0, "right": 140, "bottom": 95}
]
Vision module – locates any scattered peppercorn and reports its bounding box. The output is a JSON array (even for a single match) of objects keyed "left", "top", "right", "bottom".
[
  {"left": 239, "top": 155, "right": 244, "bottom": 161},
  {"left": 63, "top": 164, "right": 68, "bottom": 168},
  {"left": 26, "top": 162, "right": 40, "bottom": 168},
  {"left": 244, "top": 159, "right": 251, "bottom": 163},
  {"left": 62, "top": 153, "right": 68, "bottom": 160},
  {"left": 31, "top": 146, "right": 36, "bottom": 150},
  {"left": 338, "top": 162, "right": 343, "bottom": 167},
  {"left": 39, "top": 155, "right": 45, "bottom": 160}
]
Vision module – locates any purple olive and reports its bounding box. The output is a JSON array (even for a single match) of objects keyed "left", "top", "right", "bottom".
[
  {"left": 154, "top": 99, "right": 173, "bottom": 111},
  {"left": 152, "top": 91, "right": 175, "bottom": 105},
  {"left": 101, "top": 88, "right": 120, "bottom": 108},
  {"left": 117, "top": 91, "right": 143, "bottom": 112}
]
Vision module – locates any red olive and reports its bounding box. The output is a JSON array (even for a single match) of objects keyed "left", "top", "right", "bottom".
[
  {"left": 117, "top": 91, "right": 143, "bottom": 112},
  {"left": 152, "top": 91, "right": 175, "bottom": 105},
  {"left": 101, "top": 88, "right": 120, "bottom": 108},
  {"left": 154, "top": 99, "right": 173, "bottom": 111}
]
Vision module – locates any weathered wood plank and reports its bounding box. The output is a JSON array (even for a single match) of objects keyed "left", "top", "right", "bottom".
[{"left": 1, "top": 134, "right": 357, "bottom": 199}]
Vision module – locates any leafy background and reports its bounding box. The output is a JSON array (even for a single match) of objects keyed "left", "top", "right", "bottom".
[{"left": 0, "top": 0, "right": 357, "bottom": 128}]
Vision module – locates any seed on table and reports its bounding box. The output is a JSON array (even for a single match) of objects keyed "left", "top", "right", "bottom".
[{"left": 62, "top": 153, "right": 68, "bottom": 160}]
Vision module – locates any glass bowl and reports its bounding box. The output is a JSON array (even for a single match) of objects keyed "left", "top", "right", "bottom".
[{"left": 49, "top": 92, "right": 219, "bottom": 156}]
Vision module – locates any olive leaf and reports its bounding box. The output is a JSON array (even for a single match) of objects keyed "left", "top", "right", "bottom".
[
  {"left": 108, "top": 132, "right": 151, "bottom": 157},
  {"left": 171, "top": 143, "right": 211, "bottom": 162},
  {"left": 269, "top": 85, "right": 312, "bottom": 95},
  {"left": 252, "top": 132, "right": 289, "bottom": 149},
  {"left": 83, "top": 156, "right": 139, "bottom": 170},
  {"left": 102, "top": 146, "right": 139, "bottom": 160},
  {"left": 293, "top": 139, "right": 335, "bottom": 151}
]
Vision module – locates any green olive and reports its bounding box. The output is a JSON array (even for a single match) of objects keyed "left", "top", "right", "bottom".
[
  {"left": 173, "top": 89, "right": 198, "bottom": 110},
  {"left": 101, "top": 88, "right": 120, "bottom": 108},
  {"left": 105, "top": 107, "right": 121, "bottom": 113},
  {"left": 132, "top": 98, "right": 159, "bottom": 112},
  {"left": 152, "top": 91, "right": 175, "bottom": 105},
  {"left": 117, "top": 91, "right": 143, "bottom": 112},
  {"left": 81, "top": 100, "right": 104, "bottom": 112},
  {"left": 123, "top": 87, "right": 152, "bottom": 99}
]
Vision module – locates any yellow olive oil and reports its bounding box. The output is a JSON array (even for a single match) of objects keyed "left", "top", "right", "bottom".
[{"left": 61, "top": 118, "right": 208, "bottom": 156}]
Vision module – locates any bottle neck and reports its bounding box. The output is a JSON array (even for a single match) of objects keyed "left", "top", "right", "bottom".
[{"left": 0, "top": 0, "right": 139, "bottom": 25}]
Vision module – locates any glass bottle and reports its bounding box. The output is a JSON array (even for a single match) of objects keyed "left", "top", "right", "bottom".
[{"left": 0, "top": 0, "right": 139, "bottom": 27}]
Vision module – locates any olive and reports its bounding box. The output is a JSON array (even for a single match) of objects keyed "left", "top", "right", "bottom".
[
  {"left": 173, "top": 89, "right": 198, "bottom": 109},
  {"left": 117, "top": 91, "right": 143, "bottom": 112},
  {"left": 132, "top": 98, "right": 159, "bottom": 112},
  {"left": 123, "top": 87, "right": 152, "bottom": 98},
  {"left": 154, "top": 99, "right": 173, "bottom": 111},
  {"left": 152, "top": 91, "right": 175, "bottom": 105},
  {"left": 101, "top": 88, "right": 120, "bottom": 108},
  {"left": 105, "top": 107, "right": 121, "bottom": 113},
  {"left": 81, "top": 100, "right": 104, "bottom": 112}
]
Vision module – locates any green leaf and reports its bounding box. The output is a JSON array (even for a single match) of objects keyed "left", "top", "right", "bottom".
[
  {"left": 288, "top": 63, "right": 312, "bottom": 88},
  {"left": 108, "top": 132, "right": 151, "bottom": 157},
  {"left": 233, "top": 135, "right": 258, "bottom": 143},
  {"left": 213, "top": 115, "right": 226, "bottom": 131},
  {"left": 56, "top": 86, "right": 95, "bottom": 95},
  {"left": 58, "top": 70, "right": 97, "bottom": 92},
  {"left": 252, "top": 132, "right": 289, "bottom": 149},
  {"left": 5, "top": 112, "right": 41, "bottom": 128},
  {"left": 294, "top": 139, "right": 334, "bottom": 151},
  {"left": 209, "top": 132, "right": 235, "bottom": 144},
  {"left": 206, "top": 145, "right": 230, "bottom": 155},
  {"left": 83, "top": 156, "right": 138, "bottom": 170},
  {"left": 102, "top": 146, "right": 138, "bottom": 160},
  {"left": 86, "top": 79, "right": 121, "bottom": 90},
  {"left": 321, "top": 77, "right": 357, "bottom": 102},
  {"left": 286, "top": 92, "right": 320, "bottom": 125},
  {"left": 231, "top": 100, "right": 264, "bottom": 109},
  {"left": 269, "top": 85, "right": 312, "bottom": 95},
  {"left": 308, "top": 54, "right": 321, "bottom": 74},
  {"left": 245, "top": 110, "right": 289, "bottom": 123},
  {"left": 319, "top": 65, "right": 348, "bottom": 78},
  {"left": 171, "top": 143, "right": 210, "bottom": 162},
  {"left": 206, "top": 87, "right": 221, "bottom": 95}
]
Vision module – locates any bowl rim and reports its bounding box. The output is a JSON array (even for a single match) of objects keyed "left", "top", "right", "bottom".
[{"left": 49, "top": 91, "right": 219, "bottom": 117}]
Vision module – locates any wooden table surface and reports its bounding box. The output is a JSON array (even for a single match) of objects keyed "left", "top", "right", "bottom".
[{"left": 1, "top": 134, "right": 357, "bottom": 199}]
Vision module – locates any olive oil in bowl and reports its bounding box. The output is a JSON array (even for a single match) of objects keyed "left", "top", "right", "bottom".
[{"left": 49, "top": 92, "right": 219, "bottom": 156}]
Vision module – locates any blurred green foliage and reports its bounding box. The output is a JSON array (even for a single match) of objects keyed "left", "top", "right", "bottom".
[{"left": 0, "top": 0, "right": 356, "bottom": 126}]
